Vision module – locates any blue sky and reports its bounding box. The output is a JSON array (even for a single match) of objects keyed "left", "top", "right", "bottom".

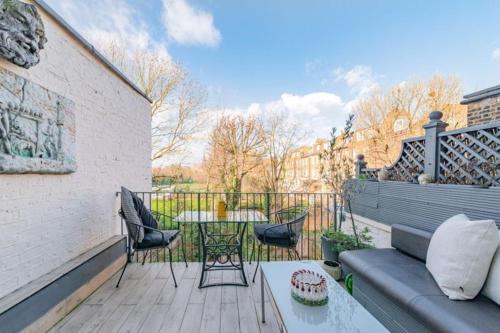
[
  {"left": 46, "top": 0, "right": 500, "bottom": 164},
  {"left": 171, "top": 0, "right": 500, "bottom": 105}
]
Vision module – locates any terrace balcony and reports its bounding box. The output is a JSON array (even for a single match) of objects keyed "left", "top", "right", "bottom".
[
  {"left": 3, "top": 115, "right": 500, "bottom": 333},
  {"left": 0, "top": 1, "right": 499, "bottom": 331},
  {"left": 43, "top": 192, "right": 368, "bottom": 333}
]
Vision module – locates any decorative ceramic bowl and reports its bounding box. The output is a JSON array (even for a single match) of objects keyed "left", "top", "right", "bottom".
[{"left": 290, "top": 269, "right": 328, "bottom": 306}]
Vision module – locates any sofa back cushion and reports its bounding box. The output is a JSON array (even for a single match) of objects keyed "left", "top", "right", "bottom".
[
  {"left": 391, "top": 224, "right": 432, "bottom": 261},
  {"left": 426, "top": 214, "right": 499, "bottom": 300},
  {"left": 482, "top": 231, "right": 500, "bottom": 305}
]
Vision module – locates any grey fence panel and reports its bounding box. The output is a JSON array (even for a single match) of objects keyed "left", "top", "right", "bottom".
[{"left": 349, "top": 180, "right": 500, "bottom": 232}]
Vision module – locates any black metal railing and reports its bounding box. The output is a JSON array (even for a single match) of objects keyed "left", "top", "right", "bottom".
[{"left": 119, "top": 191, "right": 337, "bottom": 263}]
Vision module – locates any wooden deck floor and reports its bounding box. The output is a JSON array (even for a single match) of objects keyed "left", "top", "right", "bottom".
[{"left": 50, "top": 262, "right": 280, "bottom": 333}]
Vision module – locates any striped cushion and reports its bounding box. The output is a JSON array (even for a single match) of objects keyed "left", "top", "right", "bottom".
[{"left": 121, "top": 186, "right": 144, "bottom": 243}]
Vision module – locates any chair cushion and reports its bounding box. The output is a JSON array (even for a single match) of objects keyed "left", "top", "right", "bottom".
[
  {"left": 130, "top": 192, "right": 159, "bottom": 231},
  {"left": 136, "top": 230, "right": 180, "bottom": 249},
  {"left": 426, "top": 214, "right": 499, "bottom": 300},
  {"left": 254, "top": 223, "right": 294, "bottom": 247},
  {"left": 340, "top": 248, "right": 500, "bottom": 333},
  {"left": 121, "top": 186, "right": 144, "bottom": 242}
]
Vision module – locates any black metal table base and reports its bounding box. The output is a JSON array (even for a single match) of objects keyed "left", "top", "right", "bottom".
[
  {"left": 197, "top": 223, "right": 249, "bottom": 288},
  {"left": 198, "top": 265, "right": 248, "bottom": 288}
]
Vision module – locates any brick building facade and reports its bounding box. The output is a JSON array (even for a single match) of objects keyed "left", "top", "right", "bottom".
[{"left": 462, "top": 85, "right": 500, "bottom": 126}]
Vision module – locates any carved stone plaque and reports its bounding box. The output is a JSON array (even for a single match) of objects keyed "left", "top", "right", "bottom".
[{"left": 0, "top": 68, "right": 76, "bottom": 174}]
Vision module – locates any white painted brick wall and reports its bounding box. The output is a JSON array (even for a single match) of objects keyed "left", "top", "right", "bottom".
[{"left": 0, "top": 4, "right": 151, "bottom": 299}]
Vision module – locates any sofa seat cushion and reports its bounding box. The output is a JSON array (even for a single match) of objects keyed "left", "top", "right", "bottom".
[
  {"left": 340, "top": 248, "right": 500, "bottom": 333},
  {"left": 410, "top": 294, "right": 500, "bottom": 333},
  {"left": 254, "top": 223, "right": 294, "bottom": 246},
  {"left": 340, "top": 249, "right": 442, "bottom": 307},
  {"left": 136, "top": 230, "right": 180, "bottom": 249}
]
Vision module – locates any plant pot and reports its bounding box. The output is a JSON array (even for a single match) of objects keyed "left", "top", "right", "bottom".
[
  {"left": 322, "top": 260, "right": 342, "bottom": 281},
  {"left": 321, "top": 235, "right": 339, "bottom": 262},
  {"left": 418, "top": 173, "right": 434, "bottom": 184}
]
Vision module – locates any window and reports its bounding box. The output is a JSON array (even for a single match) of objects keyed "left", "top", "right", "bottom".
[{"left": 393, "top": 118, "right": 409, "bottom": 132}]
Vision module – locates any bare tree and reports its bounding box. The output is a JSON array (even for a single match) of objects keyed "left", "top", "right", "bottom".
[
  {"left": 259, "top": 112, "right": 304, "bottom": 192},
  {"left": 205, "top": 115, "right": 264, "bottom": 207},
  {"left": 353, "top": 75, "right": 464, "bottom": 166},
  {"left": 102, "top": 42, "right": 205, "bottom": 162}
]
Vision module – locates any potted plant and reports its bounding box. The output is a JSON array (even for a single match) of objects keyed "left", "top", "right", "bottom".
[{"left": 321, "top": 226, "right": 373, "bottom": 262}]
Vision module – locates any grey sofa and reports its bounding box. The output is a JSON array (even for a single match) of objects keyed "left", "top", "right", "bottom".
[{"left": 339, "top": 224, "right": 500, "bottom": 333}]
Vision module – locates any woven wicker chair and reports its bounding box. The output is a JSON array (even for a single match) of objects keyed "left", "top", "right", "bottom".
[
  {"left": 116, "top": 188, "right": 187, "bottom": 288},
  {"left": 249, "top": 206, "right": 308, "bottom": 282}
]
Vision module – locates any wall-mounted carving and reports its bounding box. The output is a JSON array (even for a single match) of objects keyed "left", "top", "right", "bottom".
[
  {"left": 0, "top": 0, "right": 47, "bottom": 68},
  {"left": 0, "top": 68, "right": 76, "bottom": 174}
]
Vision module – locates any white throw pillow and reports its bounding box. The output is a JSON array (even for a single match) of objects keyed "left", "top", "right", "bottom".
[
  {"left": 482, "top": 231, "right": 500, "bottom": 305},
  {"left": 426, "top": 214, "right": 499, "bottom": 300}
]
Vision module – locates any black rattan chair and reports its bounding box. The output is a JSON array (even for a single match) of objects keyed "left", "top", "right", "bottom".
[
  {"left": 249, "top": 206, "right": 308, "bottom": 282},
  {"left": 116, "top": 188, "right": 187, "bottom": 288}
]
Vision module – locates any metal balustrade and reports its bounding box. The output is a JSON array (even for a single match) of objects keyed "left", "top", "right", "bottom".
[{"left": 119, "top": 191, "right": 338, "bottom": 263}]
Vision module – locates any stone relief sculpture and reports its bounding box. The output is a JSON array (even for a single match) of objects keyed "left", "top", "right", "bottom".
[
  {"left": 0, "top": 0, "right": 47, "bottom": 68},
  {"left": 0, "top": 68, "right": 76, "bottom": 174}
]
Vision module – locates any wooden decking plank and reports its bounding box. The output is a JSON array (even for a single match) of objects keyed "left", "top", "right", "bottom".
[
  {"left": 245, "top": 263, "right": 269, "bottom": 303},
  {"left": 97, "top": 304, "right": 134, "bottom": 333},
  {"left": 220, "top": 302, "right": 240, "bottom": 333},
  {"left": 117, "top": 278, "right": 168, "bottom": 333},
  {"left": 77, "top": 279, "right": 138, "bottom": 333},
  {"left": 179, "top": 303, "right": 204, "bottom": 333},
  {"left": 221, "top": 270, "right": 237, "bottom": 304},
  {"left": 137, "top": 304, "right": 170, "bottom": 333},
  {"left": 183, "top": 262, "right": 200, "bottom": 279},
  {"left": 157, "top": 262, "right": 186, "bottom": 279},
  {"left": 50, "top": 262, "right": 281, "bottom": 333},
  {"left": 156, "top": 264, "right": 187, "bottom": 305},
  {"left": 236, "top": 281, "right": 261, "bottom": 333},
  {"left": 244, "top": 264, "right": 279, "bottom": 333},
  {"left": 50, "top": 304, "right": 101, "bottom": 333},
  {"left": 158, "top": 277, "right": 196, "bottom": 332},
  {"left": 84, "top": 274, "right": 119, "bottom": 305},
  {"left": 255, "top": 301, "right": 280, "bottom": 333},
  {"left": 121, "top": 263, "right": 162, "bottom": 305},
  {"left": 199, "top": 268, "right": 222, "bottom": 333},
  {"left": 188, "top": 265, "right": 207, "bottom": 304}
]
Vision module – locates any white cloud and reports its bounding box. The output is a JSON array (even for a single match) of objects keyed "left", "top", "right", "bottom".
[
  {"left": 163, "top": 0, "right": 221, "bottom": 47},
  {"left": 281, "top": 92, "right": 343, "bottom": 115},
  {"left": 492, "top": 47, "right": 500, "bottom": 60},
  {"left": 45, "top": 0, "right": 169, "bottom": 58},
  {"left": 334, "top": 65, "right": 380, "bottom": 96}
]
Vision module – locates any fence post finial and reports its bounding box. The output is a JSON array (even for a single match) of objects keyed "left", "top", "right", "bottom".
[
  {"left": 423, "top": 111, "right": 448, "bottom": 181},
  {"left": 355, "top": 154, "right": 367, "bottom": 177}
]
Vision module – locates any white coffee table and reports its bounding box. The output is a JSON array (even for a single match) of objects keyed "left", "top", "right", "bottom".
[{"left": 260, "top": 261, "right": 389, "bottom": 333}]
